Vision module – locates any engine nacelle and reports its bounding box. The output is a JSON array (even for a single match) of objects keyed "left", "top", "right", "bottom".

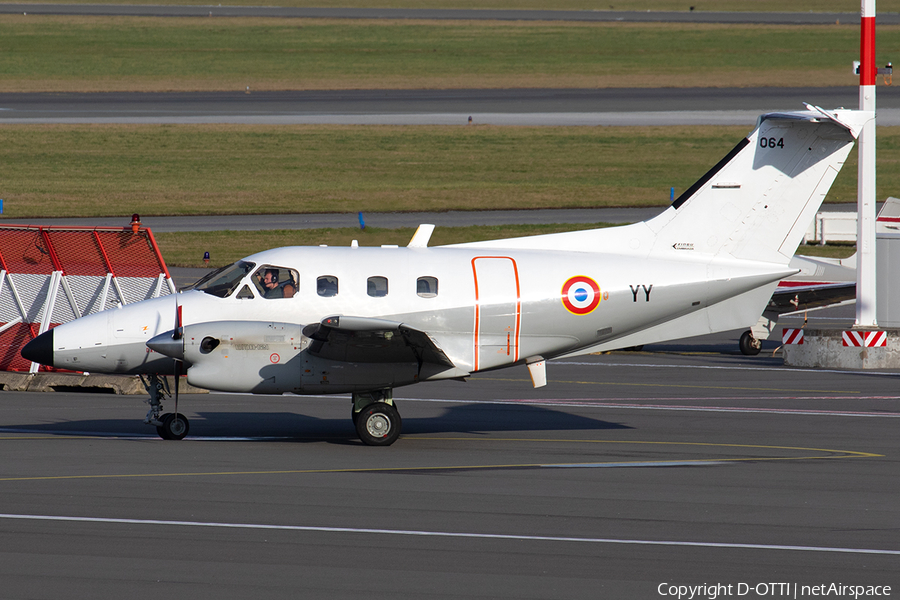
[
  {"left": 175, "top": 321, "right": 419, "bottom": 394},
  {"left": 179, "top": 321, "right": 306, "bottom": 393}
]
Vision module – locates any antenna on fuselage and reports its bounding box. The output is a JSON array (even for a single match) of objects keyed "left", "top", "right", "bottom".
[{"left": 408, "top": 224, "right": 435, "bottom": 248}]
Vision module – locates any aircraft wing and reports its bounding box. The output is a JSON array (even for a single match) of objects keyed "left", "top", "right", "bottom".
[
  {"left": 302, "top": 316, "right": 457, "bottom": 370},
  {"left": 766, "top": 282, "right": 856, "bottom": 315}
]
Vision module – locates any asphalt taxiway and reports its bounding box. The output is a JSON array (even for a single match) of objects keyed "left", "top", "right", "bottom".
[{"left": 1, "top": 333, "right": 898, "bottom": 598}]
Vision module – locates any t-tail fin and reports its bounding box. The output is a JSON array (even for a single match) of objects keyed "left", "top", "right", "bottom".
[{"left": 645, "top": 107, "right": 869, "bottom": 264}]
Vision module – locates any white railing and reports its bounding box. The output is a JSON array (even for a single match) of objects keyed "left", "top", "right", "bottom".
[{"left": 803, "top": 212, "right": 858, "bottom": 244}]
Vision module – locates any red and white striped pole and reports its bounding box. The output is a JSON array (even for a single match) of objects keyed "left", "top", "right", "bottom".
[{"left": 856, "top": 0, "right": 878, "bottom": 327}]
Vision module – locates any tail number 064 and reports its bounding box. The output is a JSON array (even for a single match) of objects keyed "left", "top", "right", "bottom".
[{"left": 759, "top": 137, "right": 784, "bottom": 148}]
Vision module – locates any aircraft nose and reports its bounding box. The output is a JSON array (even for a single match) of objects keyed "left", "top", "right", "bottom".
[
  {"left": 21, "top": 329, "right": 54, "bottom": 366},
  {"left": 147, "top": 330, "right": 184, "bottom": 360}
]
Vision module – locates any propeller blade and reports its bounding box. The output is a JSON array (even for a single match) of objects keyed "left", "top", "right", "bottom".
[
  {"left": 173, "top": 302, "right": 183, "bottom": 340},
  {"left": 174, "top": 359, "right": 181, "bottom": 418},
  {"left": 173, "top": 301, "right": 183, "bottom": 417}
]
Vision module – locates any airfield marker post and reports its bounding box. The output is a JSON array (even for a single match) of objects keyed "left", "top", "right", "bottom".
[{"left": 856, "top": 0, "right": 878, "bottom": 327}]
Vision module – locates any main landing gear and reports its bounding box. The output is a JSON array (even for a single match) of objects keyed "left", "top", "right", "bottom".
[
  {"left": 140, "top": 374, "right": 191, "bottom": 441},
  {"left": 739, "top": 330, "right": 762, "bottom": 356},
  {"left": 139, "top": 376, "right": 399, "bottom": 445},
  {"left": 351, "top": 389, "right": 401, "bottom": 446}
]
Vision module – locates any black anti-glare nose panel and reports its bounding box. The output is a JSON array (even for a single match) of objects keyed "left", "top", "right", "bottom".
[{"left": 21, "top": 329, "right": 54, "bottom": 366}]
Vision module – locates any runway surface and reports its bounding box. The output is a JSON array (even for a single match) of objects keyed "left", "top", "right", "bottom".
[
  {"left": 0, "top": 207, "right": 663, "bottom": 232},
  {"left": 1, "top": 326, "right": 898, "bottom": 598},
  {"left": 4, "top": 87, "right": 900, "bottom": 126},
  {"left": 3, "top": 204, "right": 863, "bottom": 237}
]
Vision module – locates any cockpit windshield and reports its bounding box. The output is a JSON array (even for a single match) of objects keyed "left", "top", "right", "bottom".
[{"left": 186, "top": 260, "right": 256, "bottom": 298}]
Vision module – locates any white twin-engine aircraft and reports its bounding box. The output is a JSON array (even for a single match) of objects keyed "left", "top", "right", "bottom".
[{"left": 22, "top": 106, "right": 868, "bottom": 445}]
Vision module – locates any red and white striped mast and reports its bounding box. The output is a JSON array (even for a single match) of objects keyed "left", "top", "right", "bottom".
[{"left": 856, "top": 0, "right": 878, "bottom": 327}]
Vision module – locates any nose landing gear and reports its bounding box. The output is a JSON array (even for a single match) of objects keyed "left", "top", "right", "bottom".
[
  {"left": 140, "top": 374, "right": 191, "bottom": 441},
  {"left": 157, "top": 412, "right": 190, "bottom": 440}
]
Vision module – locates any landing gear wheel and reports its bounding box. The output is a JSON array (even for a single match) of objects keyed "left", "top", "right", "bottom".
[
  {"left": 355, "top": 403, "right": 401, "bottom": 447},
  {"left": 157, "top": 413, "right": 190, "bottom": 441},
  {"left": 739, "top": 330, "right": 761, "bottom": 356}
]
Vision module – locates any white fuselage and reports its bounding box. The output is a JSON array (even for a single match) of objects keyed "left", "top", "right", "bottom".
[
  {"left": 47, "top": 242, "right": 789, "bottom": 393},
  {"left": 31, "top": 106, "right": 866, "bottom": 396}
]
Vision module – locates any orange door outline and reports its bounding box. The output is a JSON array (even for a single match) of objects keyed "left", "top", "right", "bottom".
[{"left": 471, "top": 256, "right": 521, "bottom": 372}]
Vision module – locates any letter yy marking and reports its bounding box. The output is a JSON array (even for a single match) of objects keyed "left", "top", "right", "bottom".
[{"left": 630, "top": 284, "right": 653, "bottom": 302}]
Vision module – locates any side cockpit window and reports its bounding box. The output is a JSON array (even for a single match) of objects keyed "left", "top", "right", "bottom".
[
  {"left": 367, "top": 276, "right": 388, "bottom": 298},
  {"left": 317, "top": 275, "right": 339, "bottom": 297},
  {"left": 188, "top": 260, "right": 256, "bottom": 298},
  {"left": 417, "top": 276, "right": 438, "bottom": 298},
  {"left": 253, "top": 266, "right": 298, "bottom": 299}
]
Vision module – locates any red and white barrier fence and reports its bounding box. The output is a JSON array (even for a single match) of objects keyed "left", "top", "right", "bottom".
[
  {"left": 0, "top": 223, "right": 174, "bottom": 372},
  {"left": 842, "top": 330, "right": 888, "bottom": 347},
  {"left": 782, "top": 328, "right": 805, "bottom": 345}
]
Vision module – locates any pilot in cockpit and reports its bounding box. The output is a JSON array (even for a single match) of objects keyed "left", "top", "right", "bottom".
[{"left": 260, "top": 268, "right": 295, "bottom": 299}]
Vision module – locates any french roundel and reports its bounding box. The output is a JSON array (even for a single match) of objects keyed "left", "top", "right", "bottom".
[{"left": 561, "top": 276, "right": 601, "bottom": 315}]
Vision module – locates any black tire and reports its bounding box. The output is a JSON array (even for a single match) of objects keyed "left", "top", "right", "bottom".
[
  {"left": 355, "top": 403, "right": 401, "bottom": 446},
  {"left": 739, "top": 330, "right": 761, "bottom": 356},
  {"left": 157, "top": 412, "right": 190, "bottom": 441},
  {"left": 156, "top": 413, "right": 170, "bottom": 440}
]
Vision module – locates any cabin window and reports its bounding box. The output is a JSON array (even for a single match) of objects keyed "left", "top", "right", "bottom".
[
  {"left": 367, "top": 276, "right": 388, "bottom": 298},
  {"left": 253, "top": 266, "right": 298, "bottom": 299},
  {"left": 417, "top": 276, "right": 438, "bottom": 298},
  {"left": 317, "top": 275, "right": 339, "bottom": 297}
]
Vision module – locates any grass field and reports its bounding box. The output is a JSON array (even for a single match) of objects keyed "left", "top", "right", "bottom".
[
  {"left": 1, "top": 16, "right": 888, "bottom": 91},
  {"left": 17, "top": 0, "right": 900, "bottom": 12},
  {"left": 2, "top": 124, "right": 892, "bottom": 219},
  {"left": 154, "top": 223, "right": 605, "bottom": 267},
  {"left": 0, "top": 7, "right": 883, "bottom": 269}
]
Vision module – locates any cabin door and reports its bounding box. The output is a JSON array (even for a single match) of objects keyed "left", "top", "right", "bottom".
[{"left": 472, "top": 256, "right": 521, "bottom": 371}]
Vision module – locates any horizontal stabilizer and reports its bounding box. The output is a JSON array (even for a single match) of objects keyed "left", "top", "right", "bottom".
[{"left": 767, "top": 282, "right": 856, "bottom": 315}]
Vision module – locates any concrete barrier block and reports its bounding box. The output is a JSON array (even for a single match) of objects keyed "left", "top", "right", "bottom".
[
  {"left": 0, "top": 373, "right": 208, "bottom": 395},
  {"left": 783, "top": 328, "right": 900, "bottom": 369},
  {"left": 0, "top": 372, "right": 36, "bottom": 392}
]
